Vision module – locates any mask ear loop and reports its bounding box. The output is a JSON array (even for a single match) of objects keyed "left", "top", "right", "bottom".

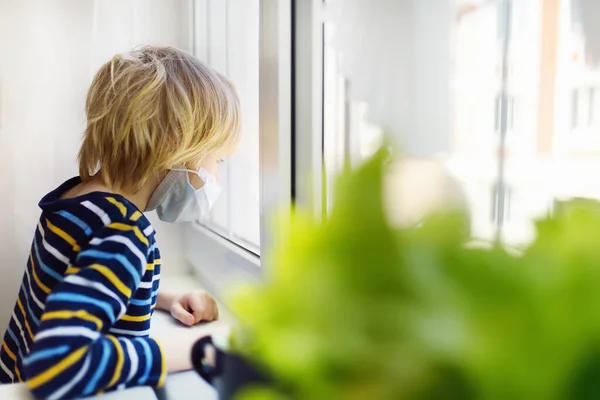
[
  {"left": 169, "top": 167, "right": 198, "bottom": 174},
  {"left": 170, "top": 167, "right": 209, "bottom": 187}
]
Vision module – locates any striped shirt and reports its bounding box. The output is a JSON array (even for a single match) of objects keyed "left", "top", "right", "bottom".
[{"left": 0, "top": 177, "right": 166, "bottom": 399}]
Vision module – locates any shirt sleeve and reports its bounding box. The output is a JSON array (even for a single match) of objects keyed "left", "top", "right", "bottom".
[{"left": 22, "top": 222, "right": 167, "bottom": 400}]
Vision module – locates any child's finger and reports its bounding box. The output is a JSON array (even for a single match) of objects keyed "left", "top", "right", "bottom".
[
  {"left": 171, "top": 302, "right": 195, "bottom": 326},
  {"left": 188, "top": 295, "right": 209, "bottom": 323}
]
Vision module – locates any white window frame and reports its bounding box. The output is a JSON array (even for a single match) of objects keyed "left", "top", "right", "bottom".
[{"left": 183, "top": 0, "right": 298, "bottom": 292}]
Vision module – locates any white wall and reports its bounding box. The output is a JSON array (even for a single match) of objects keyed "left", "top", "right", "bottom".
[{"left": 0, "top": 0, "right": 192, "bottom": 333}]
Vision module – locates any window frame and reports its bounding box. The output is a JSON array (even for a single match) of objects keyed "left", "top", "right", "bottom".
[
  {"left": 491, "top": 182, "right": 512, "bottom": 224},
  {"left": 183, "top": 0, "right": 295, "bottom": 290},
  {"left": 494, "top": 93, "right": 515, "bottom": 133}
]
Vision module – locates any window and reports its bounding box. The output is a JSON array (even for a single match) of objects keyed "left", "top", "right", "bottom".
[
  {"left": 191, "top": 0, "right": 261, "bottom": 255},
  {"left": 184, "top": 0, "right": 600, "bottom": 291},
  {"left": 497, "top": 0, "right": 600, "bottom": 244},
  {"left": 318, "top": 0, "right": 600, "bottom": 247},
  {"left": 184, "top": 0, "right": 292, "bottom": 287},
  {"left": 322, "top": 21, "right": 384, "bottom": 211}
]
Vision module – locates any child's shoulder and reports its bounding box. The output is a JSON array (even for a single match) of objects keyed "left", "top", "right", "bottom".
[{"left": 39, "top": 177, "right": 154, "bottom": 243}]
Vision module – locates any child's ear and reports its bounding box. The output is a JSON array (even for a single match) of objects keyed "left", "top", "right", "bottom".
[{"left": 189, "top": 171, "right": 206, "bottom": 190}]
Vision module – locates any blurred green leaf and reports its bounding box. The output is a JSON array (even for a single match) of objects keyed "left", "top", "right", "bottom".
[{"left": 231, "top": 149, "right": 600, "bottom": 400}]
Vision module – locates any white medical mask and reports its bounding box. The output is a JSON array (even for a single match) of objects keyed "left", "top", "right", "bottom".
[{"left": 145, "top": 168, "right": 222, "bottom": 223}]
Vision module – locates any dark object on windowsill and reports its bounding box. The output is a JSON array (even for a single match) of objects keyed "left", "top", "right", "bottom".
[{"left": 191, "top": 336, "right": 272, "bottom": 400}]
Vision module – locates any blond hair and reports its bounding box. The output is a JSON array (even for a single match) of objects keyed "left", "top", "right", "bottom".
[{"left": 79, "top": 45, "right": 240, "bottom": 192}]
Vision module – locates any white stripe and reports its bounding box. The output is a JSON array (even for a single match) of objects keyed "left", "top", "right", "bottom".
[
  {"left": 35, "top": 327, "right": 100, "bottom": 342},
  {"left": 38, "top": 223, "right": 70, "bottom": 265},
  {"left": 82, "top": 201, "right": 111, "bottom": 226},
  {"left": 48, "top": 353, "right": 91, "bottom": 400},
  {"left": 108, "top": 327, "right": 150, "bottom": 337},
  {"left": 12, "top": 313, "right": 30, "bottom": 353},
  {"left": 138, "top": 281, "right": 152, "bottom": 289},
  {"left": 0, "top": 358, "right": 14, "bottom": 382},
  {"left": 143, "top": 225, "right": 154, "bottom": 236},
  {"left": 89, "top": 235, "right": 147, "bottom": 269},
  {"left": 124, "top": 339, "right": 139, "bottom": 382},
  {"left": 138, "top": 274, "right": 160, "bottom": 289},
  {"left": 23, "top": 266, "right": 46, "bottom": 310},
  {"left": 63, "top": 275, "right": 126, "bottom": 318}
]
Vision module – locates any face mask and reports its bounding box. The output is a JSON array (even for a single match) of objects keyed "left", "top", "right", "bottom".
[{"left": 145, "top": 168, "right": 222, "bottom": 223}]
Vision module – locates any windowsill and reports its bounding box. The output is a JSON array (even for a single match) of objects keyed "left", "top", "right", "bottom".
[
  {"left": 182, "top": 223, "right": 262, "bottom": 301},
  {"left": 0, "top": 382, "right": 157, "bottom": 400},
  {"left": 152, "top": 274, "right": 235, "bottom": 400}
]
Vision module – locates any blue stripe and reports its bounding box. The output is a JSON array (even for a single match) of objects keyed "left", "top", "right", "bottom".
[
  {"left": 136, "top": 338, "right": 153, "bottom": 385},
  {"left": 83, "top": 341, "right": 111, "bottom": 395},
  {"left": 33, "top": 237, "right": 64, "bottom": 282},
  {"left": 55, "top": 211, "right": 92, "bottom": 236},
  {"left": 19, "top": 284, "right": 40, "bottom": 326},
  {"left": 23, "top": 345, "right": 69, "bottom": 366},
  {"left": 77, "top": 249, "right": 142, "bottom": 284},
  {"left": 129, "top": 298, "right": 152, "bottom": 306},
  {"left": 6, "top": 326, "right": 25, "bottom": 361},
  {"left": 147, "top": 243, "right": 156, "bottom": 257},
  {"left": 47, "top": 293, "right": 115, "bottom": 322},
  {"left": 129, "top": 290, "right": 158, "bottom": 307},
  {"left": 6, "top": 327, "right": 19, "bottom": 348}
]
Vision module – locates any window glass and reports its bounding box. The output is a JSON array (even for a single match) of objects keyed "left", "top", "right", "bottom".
[
  {"left": 323, "top": 11, "right": 383, "bottom": 212},
  {"left": 322, "top": 0, "right": 598, "bottom": 247},
  {"left": 324, "top": 0, "right": 499, "bottom": 239},
  {"left": 501, "top": 0, "right": 600, "bottom": 245},
  {"left": 196, "top": 0, "right": 261, "bottom": 254}
]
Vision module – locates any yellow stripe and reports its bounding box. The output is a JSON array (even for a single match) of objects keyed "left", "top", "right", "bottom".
[
  {"left": 29, "top": 253, "right": 51, "bottom": 294},
  {"left": 130, "top": 211, "right": 143, "bottom": 222},
  {"left": 27, "top": 346, "right": 87, "bottom": 389},
  {"left": 106, "top": 197, "right": 128, "bottom": 218},
  {"left": 45, "top": 219, "right": 81, "bottom": 252},
  {"left": 146, "top": 259, "right": 161, "bottom": 272},
  {"left": 65, "top": 266, "right": 80, "bottom": 275},
  {"left": 15, "top": 365, "right": 22, "bottom": 382},
  {"left": 107, "top": 223, "right": 149, "bottom": 247},
  {"left": 155, "top": 339, "right": 167, "bottom": 388},
  {"left": 42, "top": 310, "right": 103, "bottom": 330},
  {"left": 2, "top": 340, "right": 20, "bottom": 382},
  {"left": 106, "top": 336, "right": 124, "bottom": 388},
  {"left": 2, "top": 341, "right": 16, "bottom": 361},
  {"left": 16, "top": 297, "right": 34, "bottom": 341},
  {"left": 119, "top": 313, "right": 151, "bottom": 322},
  {"left": 89, "top": 264, "right": 131, "bottom": 298}
]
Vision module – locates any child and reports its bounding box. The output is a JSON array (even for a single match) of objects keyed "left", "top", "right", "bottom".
[{"left": 0, "top": 45, "right": 240, "bottom": 399}]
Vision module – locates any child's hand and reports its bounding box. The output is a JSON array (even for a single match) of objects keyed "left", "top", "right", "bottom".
[{"left": 170, "top": 290, "right": 219, "bottom": 326}]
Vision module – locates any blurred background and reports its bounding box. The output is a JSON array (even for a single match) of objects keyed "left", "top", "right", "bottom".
[{"left": 0, "top": 0, "right": 598, "bottom": 338}]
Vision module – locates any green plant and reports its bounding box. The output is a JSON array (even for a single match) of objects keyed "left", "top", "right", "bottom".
[{"left": 230, "top": 150, "right": 600, "bottom": 399}]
